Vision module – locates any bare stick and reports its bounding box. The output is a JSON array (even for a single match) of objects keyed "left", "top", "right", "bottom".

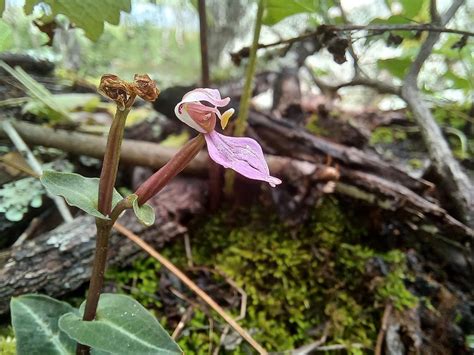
[
  {"left": 375, "top": 303, "right": 393, "bottom": 355},
  {"left": 113, "top": 222, "right": 268, "bottom": 355},
  {"left": 401, "top": 0, "right": 473, "bottom": 226},
  {"left": 232, "top": 23, "right": 474, "bottom": 56}
]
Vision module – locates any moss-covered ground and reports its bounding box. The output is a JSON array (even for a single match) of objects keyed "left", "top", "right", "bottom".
[{"left": 108, "top": 197, "right": 419, "bottom": 353}]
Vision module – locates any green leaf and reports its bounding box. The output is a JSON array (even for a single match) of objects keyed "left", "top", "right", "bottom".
[
  {"left": 59, "top": 294, "right": 182, "bottom": 355},
  {"left": 130, "top": 194, "right": 155, "bottom": 227},
  {"left": 0, "top": 20, "right": 13, "bottom": 51},
  {"left": 377, "top": 57, "right": 412, "bottom": 79},
  {"left": 370, "top": 15, "right": 412, "bottom": 25},
  {"left": 467, "top": 335, "right": 474, "bottom": 349},
  {"left": 24, "top": 0, "right": 131, "bottom": 41},
  {"left": 0, "top": 0, "right": 4, "bottom": 16},
  {"left": 11, "top": 294, "right": 78, "bottom": 355},
  {"left": 40, "top": 170, "right": 123, "bottom": 219},
  {"left": 443, "top": 71, "right": 471, "bottom": 90},
  {"left": 399, "top": 0, "right": 423, "bottom": 18},
  {"left": 262, "top": 0, "right": 318, "bottom": 26}
]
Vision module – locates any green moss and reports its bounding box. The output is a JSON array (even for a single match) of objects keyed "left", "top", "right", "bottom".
[
  {"left": 107, "top": 198, "right": 419, "bottom": 353},
  {"left": 107, "top": 257, "right": 163, "bottom": 315},
  {"left": 375, "top": 251, "right": 418, "bottom": 310},
  {"left": 370, "top": 127, "right": 407, "bottom": 145},
  {"left": 408, "top": 158, "right": 424, "bottom": 170},
  {"left": 0, "top": 327, "right": 15, "bottom": 355},
  {"left": 305, "top": 113, "right": 328, "bottom": 136}
]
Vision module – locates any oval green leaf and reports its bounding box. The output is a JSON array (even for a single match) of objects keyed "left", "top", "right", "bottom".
[
  {"left": 130, "top": 194, "right": 155, "bottom": 227},
  {"left": 40, "top": 170, "right": 123, "bottom": 219},
  {"left": 59, "top": 294, "right": 182, "bottom": 355},
  {"left": 11, "top": 294, "right": 78, "bottom": 355}
]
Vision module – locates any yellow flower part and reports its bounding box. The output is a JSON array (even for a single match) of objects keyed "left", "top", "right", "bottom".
[{"left": 220, "top": 108, "right": 235, "bottom": 129}]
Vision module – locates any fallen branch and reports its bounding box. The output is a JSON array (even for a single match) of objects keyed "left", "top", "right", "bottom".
[
  {"left": 1, "top": 119, "right": 472, "bottom": 241},
  {"left": 231, "top": 23, "right": 473, "bottom": 59},
  {"left": 0, "top": 119, "right": 208, "bottom": 174}
]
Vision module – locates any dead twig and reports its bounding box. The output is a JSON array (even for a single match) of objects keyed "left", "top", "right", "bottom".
[
  {"left": 12, "top": 216, "right": 42, "bottom": 247},
  {"left": 189, "top": 265, "right": 248, "bottom": 355},
  {"left": 375, "top": 303, "right": 393, "bottom": 355},
  {"left": 291, "top": 323, "right": 329, "bottom": 355},
  {"left": 113, "top": 222, "right": 268, "bottom": 355},
  {"left": 172, "top": 306, "right": 195, "bottom": 340},
  {"left": 231, "top": 23, "right": 473, "bottom": 58}
]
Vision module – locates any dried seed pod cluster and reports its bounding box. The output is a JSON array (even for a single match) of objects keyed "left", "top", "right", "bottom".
[{"left": 98, "top": 73, "right": 159, "bottom": 110}]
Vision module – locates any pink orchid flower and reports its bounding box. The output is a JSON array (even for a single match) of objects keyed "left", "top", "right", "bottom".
[{"left": 174, "top": 88, "right": 282, "bottom": 187}]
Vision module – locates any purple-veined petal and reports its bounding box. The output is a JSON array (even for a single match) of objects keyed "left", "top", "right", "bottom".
[
  {"left": 181, "top": 88, "right": 230, "bottom": 107},
  {"left": 204, "top": 130, "right": 282, "bottom": 187}
]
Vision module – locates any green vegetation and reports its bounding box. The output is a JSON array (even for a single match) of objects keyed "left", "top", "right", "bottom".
[
  {"left": 0, "top": 327, "right": 15, "bottom": 355},
  {"left": 108, "top": 197, "right": 419, "bottom": 353}
]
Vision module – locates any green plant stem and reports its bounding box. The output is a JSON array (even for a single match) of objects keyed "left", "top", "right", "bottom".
[
  {"left": 225, "top": 0, "right": 264, "bottom": 195},
  {"left": 233, "top": 0, "right": 263, "bottom": 137},
  {"left": 98, "top": 108, "right": 130, "bottom": 216}
]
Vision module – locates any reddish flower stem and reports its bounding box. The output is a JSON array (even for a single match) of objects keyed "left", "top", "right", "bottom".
[
  {"left": 77, "top": 108, "right": 130, "bottom": 355},
  {"left": 98, "top": 108, "right": 129, "bottom": 215},
  {"left": 135, "top": 134, "right": 205, "bottom": 205}
]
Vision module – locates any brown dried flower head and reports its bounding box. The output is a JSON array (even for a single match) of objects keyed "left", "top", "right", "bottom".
[
  {"left": 133, "top": 74, "right": 160, "bottom": 102},
  {"left": 98, "top": 74, "right": 135, "bottom": 111}
]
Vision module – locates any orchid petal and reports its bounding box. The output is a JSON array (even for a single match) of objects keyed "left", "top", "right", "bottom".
[
  {"left": 181, "top": 88, "right": 230, "bottom": 107},
  {"left": 185, "top": 102, "right": 217, "bottom": 132},
  {"left": 204, "top": 131, "right": 282, "bottom": 187},
  {"left": 174, "top": 102, "right": 207, "bottom": 133}
]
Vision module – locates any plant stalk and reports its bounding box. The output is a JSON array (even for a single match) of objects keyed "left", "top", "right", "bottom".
[
  {"left": 77, "top": 107, "right": 130, "bottom": 355},
  {"left": 76, "top": 221, "right": 111, "bottom": 355},
  {"left": 197, "top": 0, "right": 221, "bottom": 211},
  {"left": 135, "top": 134, "right": 205, "bottom": 205},
  {"left": 198, "top": 0, "right": 210, "bottom": 87},
  {"left": 225, "top": 0, "right": 264, "bottom": 195},
  {"left": 98, "top": 108, "right": 129, "bottom": 216},
  {"left": 233, "top": 0, "right": 264, "bottom": 137}
]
